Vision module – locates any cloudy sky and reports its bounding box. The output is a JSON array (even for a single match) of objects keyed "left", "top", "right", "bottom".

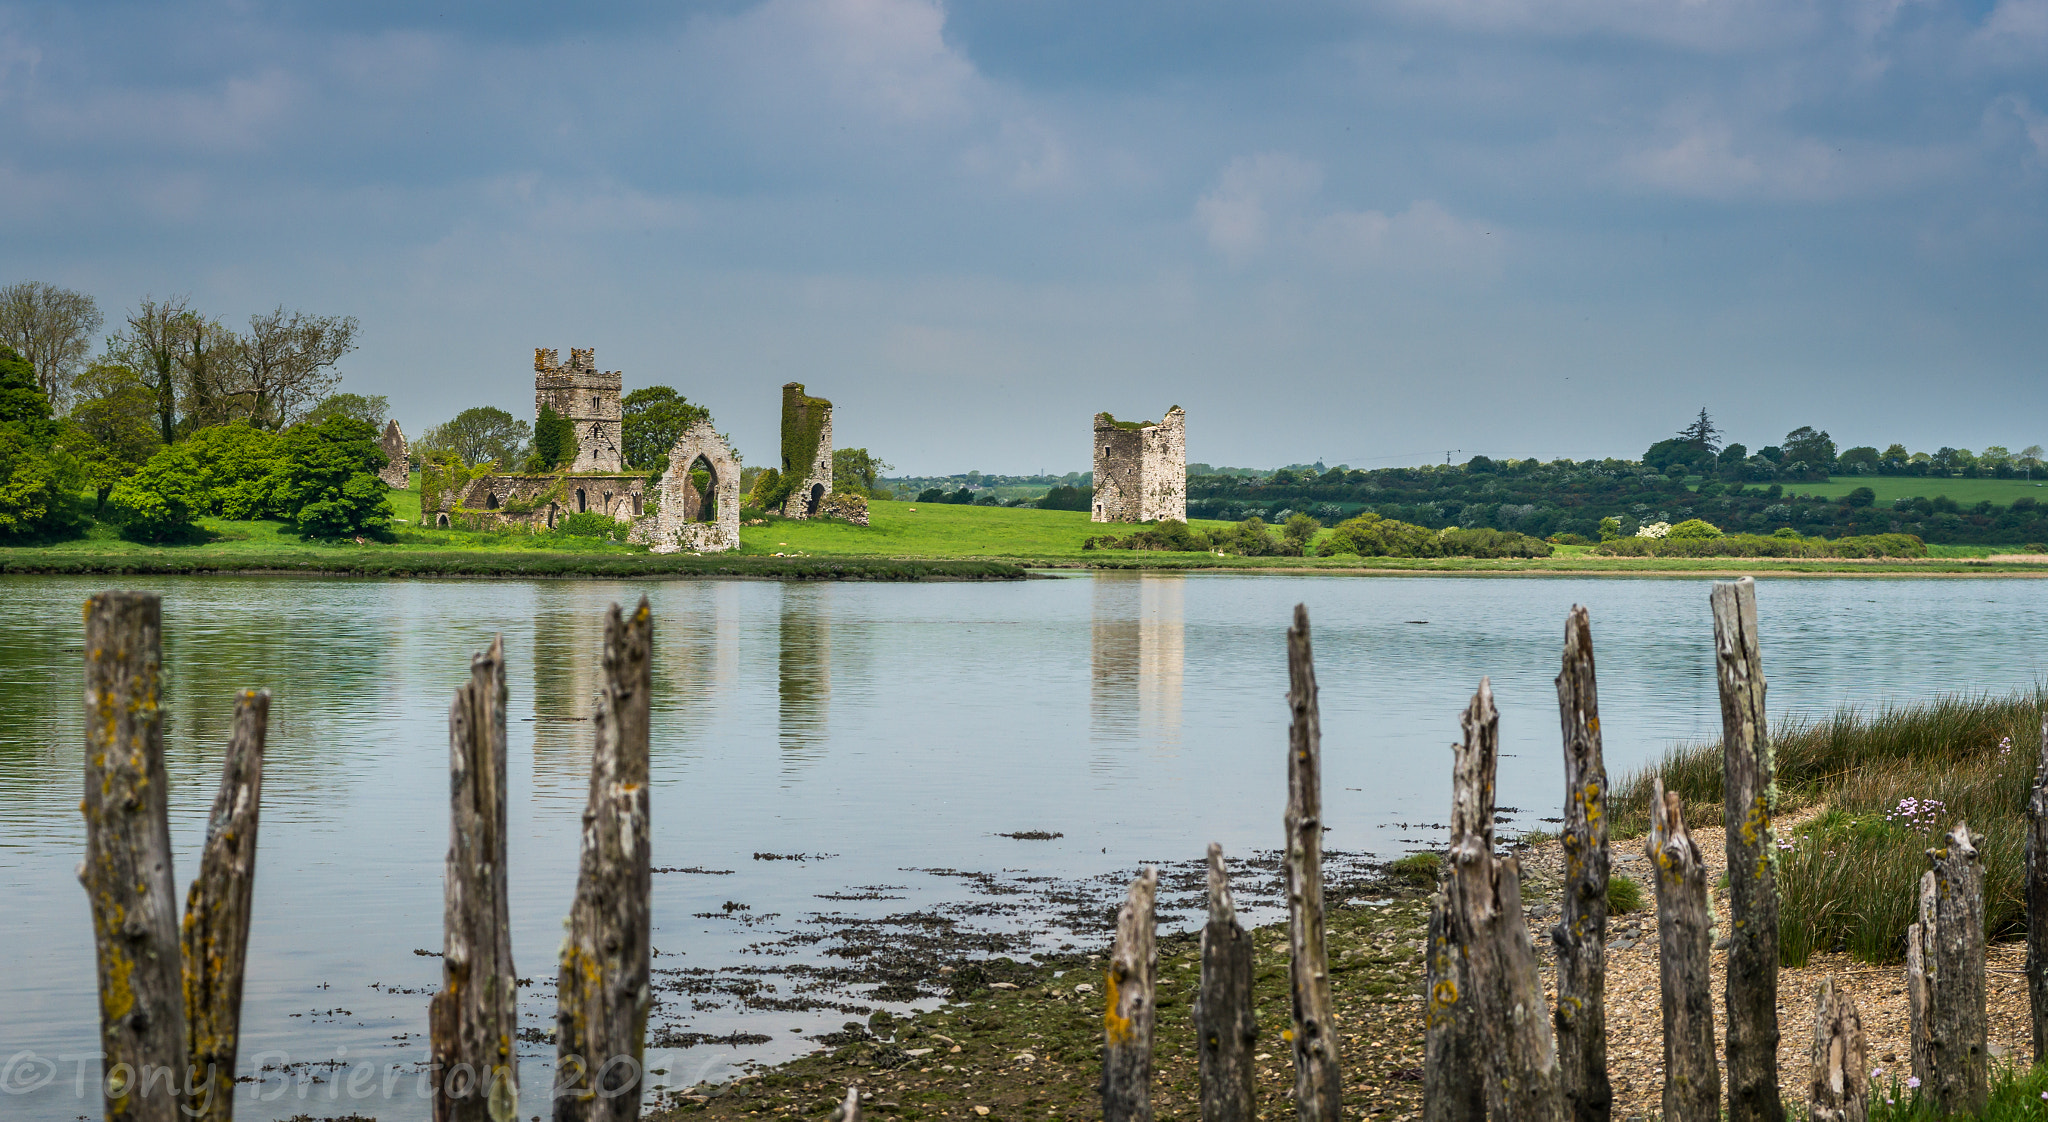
[{"left": 3, "top": 0, "right": 2044, "bottom": 473}]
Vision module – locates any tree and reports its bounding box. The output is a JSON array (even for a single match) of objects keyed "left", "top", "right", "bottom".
[
  {"left": 109, "top": 445, "right": 207, "bottom": 540},
  {"left": 1038, "top": 484, "right": 1092, "bottom": 511},
  {"left": 270, "top": 415, "right": 393, "bottom": 537},
  {"left": 831, "top": 447, "right": 893, "bottom": 497},
  {"left": 1781, "top": 426, "right": 1836, "bottom": 467},
  {"left": 0, "top": 345, "right": 61, "bottom": 534},
  {"left": 183, "top": 422, "right": 284, "bottom": 520},
  {"left": 1843, "top": 486, "right": 1876, "bottom": 508},
  {"left": 68, "top": 363, "right": 164, "bottom": 510},
  {"left": 419, "top": 406, "right": 529, "bottom": 467},
  {"left": 2021, "top": 445, "right": 2044, "bottom": 480},
  {"left": 304, "top": 393, "right": 389, "bottom": 428},
  {"left": 1837, "top": 446, "right": 1880, "bottom": 473},
  {"left": 233, "top": 307, "right": 360, "bottom": 428},
  {"left": 621, "top": 386, "right": 710, "bottom": 471},
  {"left": 104, "top": 296, "right": 191, "bottom": 445},
  {"left": 1282, "top": 512, "right": 1322, "bottom": 551},
  {"left": 172, "top": 312, "right": 243, "bottom": 432},
  {"left": 1643, "top": 437, "right": 1714, "bottom": 474},
  {"left": 1677, "top": 407, "right": 1722, "bottom": 454},
  {"left": 528, "top": 403, "right": 575, "bottom": 471},
  {"left": 0, "top": 281, "right": 102, "bottom": 409}
]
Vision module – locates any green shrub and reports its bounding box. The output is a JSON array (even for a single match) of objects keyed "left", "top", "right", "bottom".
[
  {"left": 527, "top": 403, "right": 575, "bottom": 471},
  {"left": 1665, "top": 518, "right": 1722, "bottom": 540},
  {"left": 554, "top": 512, "right": 627, "bottom": 539},
  {"left": 1083, "top": 519, "right": 1211, "bottom": 552},
  {"left": 1606, "top": 874, "right": 1644, "bottom": 914},
  {"left": 1317, "top": 512, "right": 1439, "bottom": 557},
  {"left": 272, "top": 415, "right": 394, "bottom": 538},
  {"left": 1439, "top": 527, "right": 1553, "bottom": 558},
  {"left": 1596, "top": 532, "right": 1924, "bottom": 559},
  {"left": 1388, "top": 852, "right": 1440, "bottom": 887},
  {"left": 110, "top": 444, "right": 207, "bottom": 540}
]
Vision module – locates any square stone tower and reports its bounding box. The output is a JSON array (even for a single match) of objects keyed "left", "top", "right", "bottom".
[
  {"left": 778, "top": 382, "right": 834, "bottom": 518},
  {"left": 534, "top": 347, "right": 623, "bottom": 473},
  {"left": 1091, "top": 406, "right": 1186, "bottom": 523}
]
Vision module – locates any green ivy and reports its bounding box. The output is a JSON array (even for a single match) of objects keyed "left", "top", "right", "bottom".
[{"left": 761, "top": 383, "right": 830, "bottom": 510}]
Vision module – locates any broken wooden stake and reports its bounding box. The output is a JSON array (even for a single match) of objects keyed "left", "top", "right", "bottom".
[
  {"left": 1648, "top": 778, "right": 1717, "bottom": 1122},
  {"left": 430, "top": 635, "right": 519, "bottom": 1122},
  {"left": 1908, "top": 822, "right": 1987, "bottom": 1116},
  {"left": 181, "top": 688, "right": 270, "bottom": 1122},
  {"left": 1284, "top": 604, "right": 1342, "bottom": 1122},
  {"left": 1422, "top": 890, "right": 1483, "bottom": 1122},
  {"left": 554, "top": 600, "right": 655, "bottom": 1122},
  {"left": 1808, "top": 975, "right": 1869, "bottom": 1122},
  {"left": 1446, "top": 679, "right": 1567, "bottom": 1121},
  {"left": 2028, "top": 709, "right": 2048, "bottom": 1066},
  {"left": 1552, "top": 605, "right": 1611, "bottom": 1122},
  {"left": 1101, "top": 866, "right": 1159, "bottom": 1122},
  {"left": 1710, "top": 576, "right": 1782, "bottom": 1122},
  {"left": 81, "top": 590, "right": 190, "bottom": 1122},
  {"left": 1195, "top": 843, "right": 1255, "bottom": 1122}
]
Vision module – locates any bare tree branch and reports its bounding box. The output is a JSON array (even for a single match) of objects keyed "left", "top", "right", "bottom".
[{"left": 0, "top": 280, "right": 103, "bottom": 409}]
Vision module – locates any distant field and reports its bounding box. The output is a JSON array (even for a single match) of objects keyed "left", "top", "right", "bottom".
[{"left": 1777, "top": 475, "right": 2048, "bottom": 505}]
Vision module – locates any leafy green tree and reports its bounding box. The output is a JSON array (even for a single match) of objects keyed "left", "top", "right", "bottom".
[
  {"left": 1643, "top": 437, "right": 1714, "bottom": 474},
  {"left": 104, "top": 296, "right": 190, "bottom": 445},
  {"left": 66, "top": 363, "right": 163, "bottom": 510},
  {"left": 1038, "top": 484, "right": 1092, "bottom": 511},
  {"left": 1666, "top": 518, "right": 1722, "bottom": 540},
  {"left": 420, "top": 406, "right": 529, "bottom": 467},
  {"left": 831, "top": 447, "right": 892, "bottom": 497},
  {"left": 0, "top": 281, "right": 101, "bottom": 408},
  {"left": 1843, "top": 486, "right": 1876, "bottom": 508},
  {"left": 0, "top": 345, "right": 63, "bottom": 534},
  {"left": 527, "top": 403, "right": 575, "bottom": 471},
  {"left": 1837, "top": 446, "right": 1880, "bottom": 473},
  {"left": 1598, "top": 516, "right": 1622, "bottom": 542},
  {"left": 109, "top": 445, "right": 206, "bottom": 540},
  {"left": 1282, "top": 512, "right": 1322, "bottom": 550},
  {"left": 1782, "top": 426, "right": 1836, "bottom": 467},
  {"left": 621, "top": 386, "right": 710, "bottom": 471},
  {"left": 2021, "top": 445, "right": 2044, "bottom": 480},
  {"left": 304, "top": 393, "right": 389, "bottom": 428},
  {"left": 270, "top": 415, "right": 393, "bottom": 537},
  {"left": 183, "top": 422, "right": 284, "bottom": 519},
  {"left": 1676, "top": 407, "right": 1722, "bottom": 453}
]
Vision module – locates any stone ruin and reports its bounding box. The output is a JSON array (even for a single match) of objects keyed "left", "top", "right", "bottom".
[
  {"left": 377, "top": 420, "right": 410, "bottom": 489},
  {"left": 776, "top": 382, "right": 834, "bottom": 518},
  {"left": 631, "top": 420, "right": 740, "bottom": 553},
  {"left": 1092, "top": 406, "right": 1186, "bottom": 523},
  {"left": 534, "top": 347, "right": 623, "bottom": 473},
  {"left": 445, "top": 473, "right": 647, "bottom": 532}
]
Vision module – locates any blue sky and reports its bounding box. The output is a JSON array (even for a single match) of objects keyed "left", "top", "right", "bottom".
[{"left": 3, "top": 0, "right": 2044, "bottom": 473}]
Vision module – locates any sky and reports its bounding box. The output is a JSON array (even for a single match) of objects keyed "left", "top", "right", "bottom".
[{"left": 2, "top": 0, "right": 2045, "bottom": 474}]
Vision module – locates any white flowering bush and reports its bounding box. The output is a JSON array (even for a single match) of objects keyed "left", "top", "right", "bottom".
[{"left": 1635, "top": 521, "right": 1671, "bottom": 539}]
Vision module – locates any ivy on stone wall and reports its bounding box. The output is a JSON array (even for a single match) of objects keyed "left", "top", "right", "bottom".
[{"left": 760, "top": 383, "right": 830, "bottom": 510}]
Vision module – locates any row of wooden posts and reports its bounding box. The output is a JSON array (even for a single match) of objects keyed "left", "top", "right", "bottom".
[
  {"left": 1099, "top": 578, "right": 2031, "bottom": 1122},
  {"left": 79, "top": 590, "right": 658, "bottom": 1122}
]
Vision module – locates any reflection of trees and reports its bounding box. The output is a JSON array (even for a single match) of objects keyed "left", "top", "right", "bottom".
[
  {"left": 655, "top": 582, "right": 741, "bottom": 751},
  {"left": 777, "top": 585, "right": 832, "bottom": 768},
  {"left": 1090, "top": 575, "right": 1183, "bottom": 752}
]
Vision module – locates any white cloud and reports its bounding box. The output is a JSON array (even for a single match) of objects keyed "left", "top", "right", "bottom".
[
  {"left": 1619, "top": 119, "right": 1963, "bottom": 201},
  {"left": 1194, "top": 152, "right": 1323, "bottom": 260},
  {"left": 25, "top": 67, "right": 297, "bottom": 153},
  {"left": 1194, "top": 153, "right": 1498, "bottom": 277},
  {"left": 961, "top": 118, "right": 1072, "bottom": 192},
  {"left": 1371, "top": 0, "right": 1826, "bottom": 53},
  {"left": 1315, "top": 201, "right": 1500, "bottom": 276},
  {"left": 691, "top": 0, "right": 979, "bottom": 131}
]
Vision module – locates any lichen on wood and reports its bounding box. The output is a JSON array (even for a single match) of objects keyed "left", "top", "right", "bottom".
[
  {"left": 1195, "top": 844, "right": 1255, "bottom": 1122},
  {"left": 1284, "top": 605, "right": 1341, "bottom": 1122},
  {"left": 181, "top": 687, "right": 269, "bottom": 1122},
  {"left": 1102, "top": 866, "right": 1159, "bottom": 1122},
  {"left": 1552, "top": 605, "right": 1611, "bottom": 1122}
]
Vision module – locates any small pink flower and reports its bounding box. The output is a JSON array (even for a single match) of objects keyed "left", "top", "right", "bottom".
[{"left": 1906, "top": 1076, "right": 1920, "bottom": 1089}]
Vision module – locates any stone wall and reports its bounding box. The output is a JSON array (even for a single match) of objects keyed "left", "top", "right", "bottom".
[
  {"left": 534, "top": 347, "right": 624, "bottom": 473},
  {"left": 631, "top": 421, "right": 740, "bottom": 553},
  {"left": 1091, "top": 407, "right": 1186, "bottom": 523},
  {"left": 778, "top": 382, "right": 834, "bottom": 519},
  {"left": 377, "top": 420, "right": 410, "bottom": 489},
  {"left": 439, "top": 473, "right": 647, "bottom": 532}
]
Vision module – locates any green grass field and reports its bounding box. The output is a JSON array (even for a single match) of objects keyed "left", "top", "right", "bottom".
[{"left": 1773, "top": 474, "right": 2048, "bottom": 505}]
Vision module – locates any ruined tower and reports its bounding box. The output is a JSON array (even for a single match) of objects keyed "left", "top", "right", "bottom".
[
  {"left": 377, "top": 419, "right": 410, "bottom": 488},
  {"left": 533, "top": 347, "right": 623, "bottom": 473},
  {"left": 1091, "top": 407, "right": 1186, "bottom": 523},
  {"left": 778, "top": 382, "right": 834, "bottom": 518}
]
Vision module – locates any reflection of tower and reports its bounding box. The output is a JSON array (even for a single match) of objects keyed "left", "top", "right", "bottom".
[
  {"left": 1090, "top": 574, "right": 1185, "bottom": 750},
  {"left": 531, "top": 604, "right": 605, "bottom": 795},
  {"left": 777, "top": 585, "right": 832, "bottom": 767}
]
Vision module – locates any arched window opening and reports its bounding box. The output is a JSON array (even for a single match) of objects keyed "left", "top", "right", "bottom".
[
  {"left": 603, "top": 491, "right": 614, "bottom": 513},
  {"left": 437, "top": 513, "right": 450, "bottom": 528},
  {"left": 485, "top": 492, "right": 499, "bottom": 510},
  {"left": 576, "top": 488, "right": 587, "bottom": 513},
  {"left": 804, "top": 482, "right": 825, "bottom": 517},
  {"left": 684, "top": 456, "right": 718, "bottom": 523}
]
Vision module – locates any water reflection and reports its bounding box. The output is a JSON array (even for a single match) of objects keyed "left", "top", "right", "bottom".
[
  {"left": 1090, "top": 575, "right": 1184, "bottom": 755},
  {"left": 778, "top": 584, "right": 832, "bottom": 767}
]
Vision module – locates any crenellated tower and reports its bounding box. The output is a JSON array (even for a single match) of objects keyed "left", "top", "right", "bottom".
[{"left": 533, "top": 347, "right": 623, "bottom": 473}]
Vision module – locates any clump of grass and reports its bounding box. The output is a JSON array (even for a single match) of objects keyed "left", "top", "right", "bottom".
[
  {"left": 1606, "top": 873, "right": 1645, "bottom": 915},
  {"left": 1388, "top": 852, "right": 1441, "bottom": 888},
  {"left": 1612, "top": 690, "right": 2041, "bottom": 967},
  {"left": 1516, "top": 827, "right": 1558, "bottom": 847},
  {"left": 1867, "top": 1061, "right": 2048, "bottom": 1120}
]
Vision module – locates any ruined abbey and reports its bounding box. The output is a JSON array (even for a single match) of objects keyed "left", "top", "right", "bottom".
[
  {"left": 1092, "top": 407, "right": 1186, "bottom": 523},
  {"left": 533, "top": 348, "right": 624, "bottom": 473}
]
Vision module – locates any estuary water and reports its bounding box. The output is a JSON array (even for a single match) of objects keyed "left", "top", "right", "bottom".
[{"left": 2, "top": 571, "right": 2046, "bottom": 1119}]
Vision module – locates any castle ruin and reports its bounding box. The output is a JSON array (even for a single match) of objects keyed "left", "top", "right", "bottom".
[
  {"left": 377, "top": 419, "right": 410, "bottom": 488},
  {"left": 776, "top": 382, "right": 834, "bottom": 518},
  {"left": 534, "top": 347, "right": 623, "bottom": 473},
  {"left": 1091, "top": 407, "right": 1186, "bottom": 523},
  {"left": 633, "top": 420, "right": 740, "bottom": 553}
]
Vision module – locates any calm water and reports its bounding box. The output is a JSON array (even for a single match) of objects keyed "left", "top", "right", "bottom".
[{"left": 2, "top": 572, "right": 2045, "bottom": 1119}]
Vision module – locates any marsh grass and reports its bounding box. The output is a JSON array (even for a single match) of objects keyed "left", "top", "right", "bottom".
[
  {"left": 1613, "top": 691, "right": 2042, "bottom": 966},
  {"left": 1866, "top": 1062, "right": 2048, "bottom": 1120}
]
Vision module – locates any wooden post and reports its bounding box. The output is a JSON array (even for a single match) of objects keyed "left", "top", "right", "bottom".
[
  {"left": 1553, "top": 605, "right": 1610, "bottom": 1122},
  {"left": 1284, "top": 604, "right": 1341, "bottom": 1122},
  {"left": 1648, "top": 779, "right": 1717, "bottom": 1122},
  {"left": 1808, "top": 975, "right": 1869, "bottom": 1122},
  {"left": 1195, "top": 843, "right": 1255, "bottom": 1122},
  {"left": 2027, "top": 710, "right": 2048, "bottom": 1066},
  {"left": 835, "top": 1086, "right": 860, "bottom": 1122},
  {"left": 1710, "top": 576, "right": 1782, "bottom": 1122},
  {"left": 430, "top": 636, "right": 519, "bottom": 1122},
  {"left": 554, "top": 599, "right": 655, "bottom": 1122},
  {"left": 1422, "top": 894, "right": 1484, "bottom": 1122},
  {"left": 1913, "top": 823, "right": 1988, "bottom": 1115},
  {"left": 1101, "top": 866, "right": 1159, "bottom": 1122},
  {"left": 1906, "top": 877, "right": 1931, "bottom": 1088},
  {"left": 81, "top": 591, "right": 191, "bottom": 1122},
  {"left": 181, "top": 688, "right": 270, "bottom": 1122},
  {"left": 1446, "top": 680, "right": 1567, "bottom": 1121}
]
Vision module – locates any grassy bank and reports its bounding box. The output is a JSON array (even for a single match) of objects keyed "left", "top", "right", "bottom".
[
  {"left": 644, "top": 885, "right": 1433, "bottom": 1122},
  {"left": 1613, "top": 691, "right": 2042, "bottom": 966}
]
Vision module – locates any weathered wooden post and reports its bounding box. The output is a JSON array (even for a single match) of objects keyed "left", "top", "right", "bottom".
[
  {"left": 1906, "top": 883, "right": 1930, "bottom": 1087},
  {"left": 1647, "top": 779, "right": 1717, "bottom": 1122},
  {"left": 1101, "top": 866, "right": 1159, "bottom": 1122},
  {"left": 1284, "top": 605, "right": 1342, "bottom": 1122},
  {"left": 554, "top": 600, "right": 655, "bottom": 1122},
  {"left": 835, "top": 1086, "right": 861, "bottom": 1122},
  {"left": 182, "top": 688, "right": 271, "bottom": 1122},
  {"left": 1195, "top": 843, "right": 1255, "bottom": 1122},
  {"left": 2027, "top": 710, "right": 2048, "bottom": 1065},
  {"left": 430, "top": 636, "right": 519, "bottom": 1122},
  {"left": 1552, "top": 605, "right": 1610, "bottom": 1122},
  {"left": 1422, "top": 893, "right": 1483, "bottom": 1122},
  {"left": 1907, "top": 823, "right": 1987, "bottom": 1115},
  {"left": 81, "top": 591, "right": 190, "bottom": 1122},
  {"left": 1808, "top": 975, "right": 1869, "bottom": 1122},
  {"left": 1710, "top": 576, "right": 1782, "bottom": 1122},
  {"left": 1446, "top": 680, "right": 1567, "bottom": 1121}
]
